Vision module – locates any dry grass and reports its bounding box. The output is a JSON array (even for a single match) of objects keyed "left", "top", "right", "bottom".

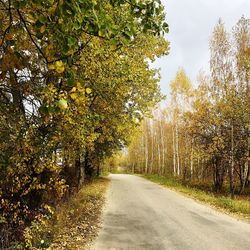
[
  {"left": 30, "top": 177, "right": 110, "bottom": 250},
  {"left": 141, "top": 174, "right": 250, "bottom": 222},
  {"left": 50, "top": 178, "right": 110, "bottom": 249}
]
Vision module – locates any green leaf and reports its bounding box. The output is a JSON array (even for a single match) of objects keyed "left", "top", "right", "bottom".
[{"left": 39, "top": 15, "right": 47, "bottom": 24}]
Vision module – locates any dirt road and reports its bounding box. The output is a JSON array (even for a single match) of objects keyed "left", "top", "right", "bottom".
[{"left": 92, "top": 174, "right": 250, "bottom": 250}]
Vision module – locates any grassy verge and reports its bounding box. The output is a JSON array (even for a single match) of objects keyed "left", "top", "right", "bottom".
[
  {"left": 140, "top": 174, "right": 250, "bottom": 222},
  {"left": 28, "top": 177, "right": 110, "bottom": 250}
]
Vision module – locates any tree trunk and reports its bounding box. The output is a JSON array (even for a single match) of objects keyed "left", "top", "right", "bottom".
[
  {"left": 229, "top": 124, "right": 235, "bottom": 198},
  {"left": 213, "top": 156, "right": 224, "bottom": 192},
  {"left": 144, "top": 123, "right": 148, "bottom": 174},
  {"left": 160, "top": 117, "right": 165, "bottom": 175},
  {"left": 150, "top": 122, "right": 154, "bottom": 174},
  {"left": 176, "top": 125, "right": 180, "bottom": 176},
  {"left": 172, "top": 125, "right": 176, "bottom": 175},
  {"left": 84, "top": 150, "right": 94, "bottom": 180},
  {"left": 240, "top": 161, "right": 249, "bottom": 194},
  {"left": 157, "top": 142, "right": 161, "bottom": 175},
  {"left": 190, "top": 137, "right": 194, "bottom": 179}
]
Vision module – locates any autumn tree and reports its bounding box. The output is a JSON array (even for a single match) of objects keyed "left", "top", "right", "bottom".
[
  {"left": 0, "top": 0, "right": 169, "bottom": 247},
  {"left": 126, "top": 17, "right": 250, "bottom": 198}
]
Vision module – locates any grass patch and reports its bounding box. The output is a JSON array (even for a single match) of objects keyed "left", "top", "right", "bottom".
[
  {"left": 28, "top": 177, "right": 110, "bottom": 250},
  {"left": 140, "top": 174, "right": 250, "bottom": 221}
]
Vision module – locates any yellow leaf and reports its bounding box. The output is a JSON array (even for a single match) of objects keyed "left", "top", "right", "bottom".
[
  {"left": 70, "top": 93, "right": 78, "bottom": 100},
  {"left": 55, "top": 61, "right": 63, "bottom": 67},
  {"left": 71, "top": 87, "right": 77, "bottom": 92},
  {"left": 56, "top": 66, "right": 65, "bottom": 74},
  {"left": 55, "top": 61, "right": 65, "bottom": 73},
  {"left": 57, "top": 99, "right": 68, "bottom": 110},
  {"left": 40, "top": 25, "right": 46, "bottom": 33},
  {"left": 86, "top": 88, "right": 92, "bottom": 94},
  {"left": 48, "top": 64, "right": 55, "bottom": 70}
]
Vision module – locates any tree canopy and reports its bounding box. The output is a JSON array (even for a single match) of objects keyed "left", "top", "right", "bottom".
[{"left": 0, "top": 0, "right": 169, "bottom": 247}]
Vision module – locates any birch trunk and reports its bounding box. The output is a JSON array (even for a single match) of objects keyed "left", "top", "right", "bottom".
[
  {"left": 150, "top": 121, "right": 154, "bottom": 174},
  {"left": 172, "top": 125, "right": 176, "bottom": 175},
  {"left": 160, "top": 117, "right": 165, "bottom": 174},
  {"left": 157, "top": 142, "right": 161, "bottom": 175},
  {"left": 190, "top": 137, "right": 194, "bottom": 179},
  {"left": 176, "top": 124, "right": 180, "bottom": 176},
  {"left": 144, "top": 126, "right": 148, "bottom": 174},
  {"left": 229, "top": 124, "right": 235, "bottom": 198}
]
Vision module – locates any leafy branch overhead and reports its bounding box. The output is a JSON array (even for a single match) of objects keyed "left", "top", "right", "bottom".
[{"left": 4, "top": 0, "right": 168, "bottom": 62}]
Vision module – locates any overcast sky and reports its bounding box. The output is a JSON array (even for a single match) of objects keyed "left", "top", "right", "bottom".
[{"left": 154, "top": 0, "right": 250, "bottom": 96}]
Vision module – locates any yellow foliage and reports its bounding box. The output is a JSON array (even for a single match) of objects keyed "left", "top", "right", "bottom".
[
  {"left": 40, "top": 25, "right": 46, "bottom": 33},
  {"left": 86, "top": 87, "right": 92, "bottom": 94},
  {"left": 49, "top": 61, "right": 65, "bottom": 74}
]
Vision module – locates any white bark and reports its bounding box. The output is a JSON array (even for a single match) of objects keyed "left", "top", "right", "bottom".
[
  {"left": 190, "top": 137, "right": 194, "bottom": 178},
  {"left": 172, "top": 125, "right": 176, "bottom": 175},
  {"left": 176, "top": 125, "right": 180, "bottom": 176}
]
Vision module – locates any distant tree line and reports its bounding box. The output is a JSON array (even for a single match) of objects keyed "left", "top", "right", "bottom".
[{"left": 126, "top": 17, "right": 250, "bottom": 198}]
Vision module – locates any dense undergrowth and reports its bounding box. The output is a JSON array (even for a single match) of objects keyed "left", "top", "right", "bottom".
[{"left": 6, "top": 178, "right": 110, "bottom": 250}]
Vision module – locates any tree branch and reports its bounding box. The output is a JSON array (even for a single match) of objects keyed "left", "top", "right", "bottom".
[{"left": 17, "top": 9, "right": 48, "bottom": 64}]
